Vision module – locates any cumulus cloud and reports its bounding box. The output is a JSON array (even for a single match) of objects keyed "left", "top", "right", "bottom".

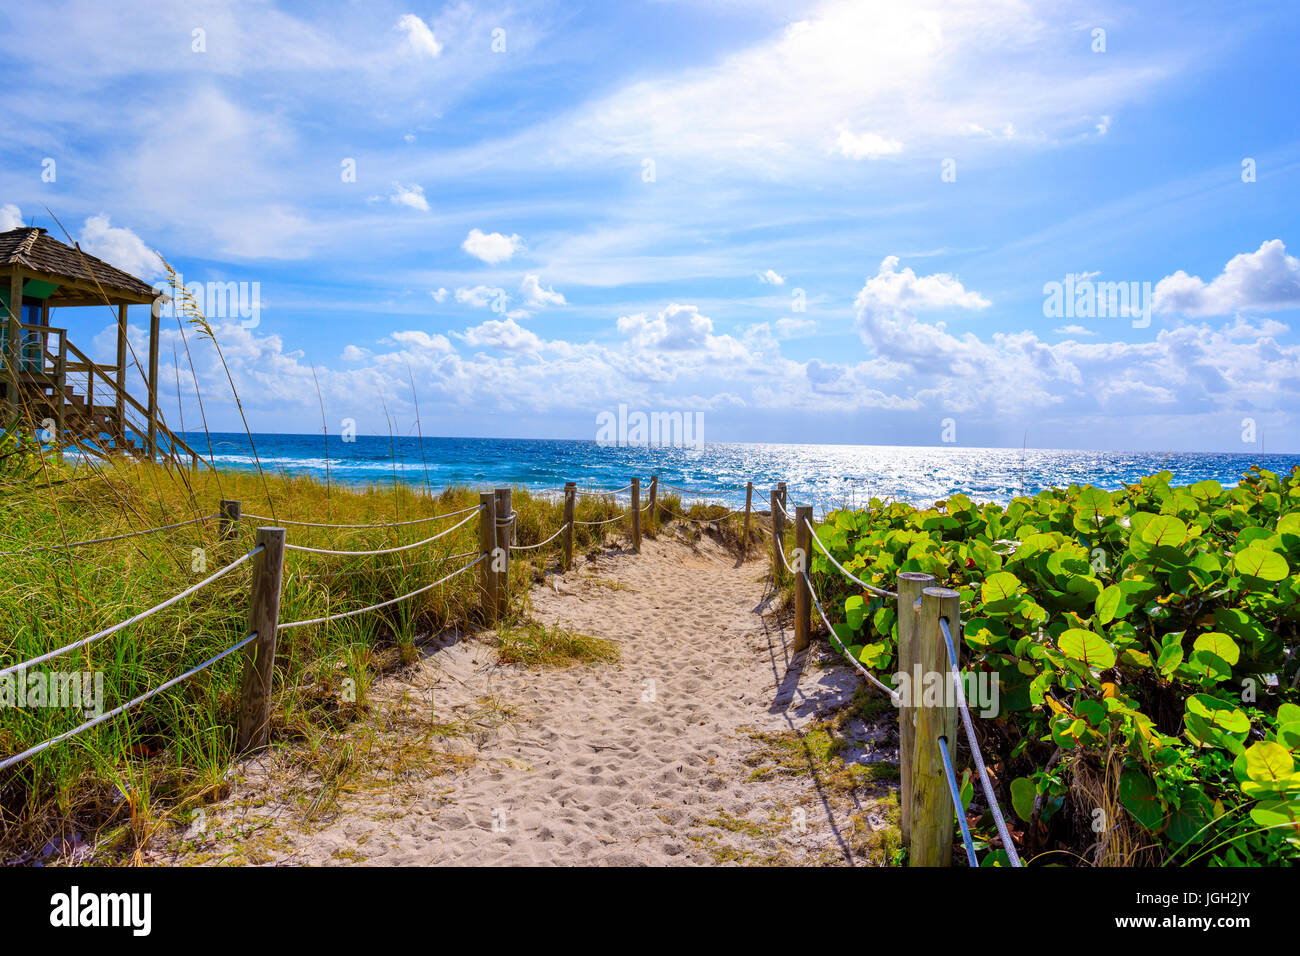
[
  {"left": 78, "top": 214, "right": 163, "bottom": 280},
  {"left": 834, "top": 126, "right": 903, "bottom": 159},
  {"left": 462, "top": 228, "right": 521, "bottom": 264},
  {"left": 0, "top": 204, "right": 22, "bottom": 231},
  {"left": 396, "top": 14, "right": 442, "bottom": 58},
  {"left": 341, "top": 344, "right": 370, "bottom": 361},
  {"left": 455, "top": 285, "right": 505, "bottom": 309},
  {"left": 520, "top": 274, "right": 565, "bottom": 307},
  {"left": 757, "top": 269, "right": 785, "bottom": 285},
  {"left": 456, "top": 316, "right": 542, "bottom": 353},
  {"left": 1153, "top": 239, "right": 1300, "bottom": 317},
  {"left": 1054, "top": 324, "right": 1096, "bottom": 336},
  {"left": 854, "top": 255, "right": 991, "bottom": 356},
  {"left": 389, "top": 182, "right": 429, "bottom": 211},
  {"left": 430, "top": 287, "right": 449, "bottom": 302},
  {"left": 618, "top": 304, "right": 715, "bottom": 351},
  {"left": 388, "top": 329, "right": 452, "bottom": 352}
]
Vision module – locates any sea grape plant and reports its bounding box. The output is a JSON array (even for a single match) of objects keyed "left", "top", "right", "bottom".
[{"left": 808, "top": 466, "right": 1300, "bottom": 865}]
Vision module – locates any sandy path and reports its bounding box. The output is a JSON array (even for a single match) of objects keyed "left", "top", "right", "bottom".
[{"left": 156, "top": 530, "right": 899, "bottom": 866}]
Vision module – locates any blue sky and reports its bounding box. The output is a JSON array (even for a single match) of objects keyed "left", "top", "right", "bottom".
[{"left": 2, "top": 0, "right": 1298, "bottom": 452}]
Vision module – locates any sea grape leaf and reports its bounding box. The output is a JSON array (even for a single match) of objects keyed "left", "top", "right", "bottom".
[
  {"left": 1119, "top": 770, "right": 1164, "bottom": 831},
  {"left": 1233, "top": 547, "right": 1289, "bottom": 582},
  {"left": 981, "top": 571, "right": 1021, "bottom": 604},
  {"left": 1057, "top": 628, "right": 1116, "bottom": 670}
]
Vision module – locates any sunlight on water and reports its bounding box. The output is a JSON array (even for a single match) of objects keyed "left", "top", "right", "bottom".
[{"left": 191, "top": 433, "right": 1300, "bottom": 512}]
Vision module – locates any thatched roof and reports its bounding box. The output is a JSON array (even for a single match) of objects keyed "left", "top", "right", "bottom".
[{"left": 0, "top": 227, "right": 160, "bottom": 304}]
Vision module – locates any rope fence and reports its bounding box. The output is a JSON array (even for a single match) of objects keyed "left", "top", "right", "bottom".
[{"left": 0, "top": 474, "right": 1011, "bottom": 867}]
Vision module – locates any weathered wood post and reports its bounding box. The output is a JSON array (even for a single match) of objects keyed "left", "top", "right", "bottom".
[
  {"left": 910, "top": 586, "right": 961, "bottom": 866},
  {"left": 237, "top": 527, "right": 286, "bottom": 753},
  {"left": 494, "top": 487, "right": 512, "bottom": 618},
  {"left": 479, "top": 492, "right": 498, "bottom": 623},
  {"left": 648, "top": 476, "right": 658, "bottom": 535},
  {"left": 631, "top": 477, "right": 641, "bottom": 553},
  {"left": 54, "top": 332, "right": 67, "bottom": 464},
  {"left": 770, "top": 489, "right": 785, "bottom": 585},
  {"left": 218, "top": 499, "right": 241, "bottom": 540},
  {"left": 793, "top": 505, "right": 812, "bottom": 651},
  {"left": 562, "top": 482, "right": 576, "bottom": 570},
  {"left": 896, "top": 571, "right": 937, "bottom": 848},
  {"left": 777, "top": 481, "right": 788, "bottom": 516},
  {"left": 742, "top": 481, "right": 753, "bottom": 556}
]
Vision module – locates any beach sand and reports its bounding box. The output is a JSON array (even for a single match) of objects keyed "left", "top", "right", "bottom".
[{"left": 153, "top": 529, "right": 900, "bottom": 866}]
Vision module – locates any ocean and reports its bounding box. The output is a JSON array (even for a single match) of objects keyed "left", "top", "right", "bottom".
[{"left": 182, "top": 433, "right": 1300, "bottom": 512}]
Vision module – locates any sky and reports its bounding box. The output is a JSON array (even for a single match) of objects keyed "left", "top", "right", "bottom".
[{"left": 1, "top": 0, "right": 1298, "bottom": 453}]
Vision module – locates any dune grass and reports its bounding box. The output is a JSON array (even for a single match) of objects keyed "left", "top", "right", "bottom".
[
  {"left": 0, "top": 458, "right": 627, "bottom": 859},
  {"left": 494, "top": 620, "right": 619, "bottom": 668}
]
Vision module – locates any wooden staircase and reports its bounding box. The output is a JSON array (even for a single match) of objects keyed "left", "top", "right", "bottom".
[{"left": 2, "top": 323, "right": 203, "bottom": 467}]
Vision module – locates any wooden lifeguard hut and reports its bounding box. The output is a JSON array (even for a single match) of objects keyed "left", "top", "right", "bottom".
[{"left": 0, "top": 226, "right": 202, "bottom": 466}]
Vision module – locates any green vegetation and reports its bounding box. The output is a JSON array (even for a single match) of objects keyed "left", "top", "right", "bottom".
[
  {"left": 0, "top": 459, "right": 624, "bottom": 859},
  {"left": 808, "top": 465, "right": 1300, "bottom": 865}
]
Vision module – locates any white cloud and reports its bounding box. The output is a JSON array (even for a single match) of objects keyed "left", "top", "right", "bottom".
[
  {"left": 0, "top": 204, "right": 22, "bottom": 231},
  {"left": 1153, "top": 239, "right": 1300, "bottom": 317},
  {"left": 520, "top": 274, "right": 565, "bottom": 307},
  {"left": 854, "top": 255, "right": 991, "bottom": 352},
  {"left": 388, "top": 329, "right": 452, "bottom": 352},
  {"left": 455, "top": 285, "right": 505, "bottom": 308},
  {"left": 834, "top": 125, "right": 903, "bottom": 159},
  {"left": 78, "top": 214, "right": 163, "bottom": 280},
  {"left": 430, "top": 287, "right": 449, "bottom": 302},
  {"left": 775, "top": 317, "right": 817, "bottom": 338},
  {"left": 462, "top": 228, "right": 522, "bottom": 264},
  {"left": 456, "top": 317, "right": 542, "bottom": 353},
  {"left": 1096, "top": 114, "right": 1112, "bottom": 135},
  {"left": 1053, "top": 324, "right": 1096, "bottom": 336},
  {"left": 341, "top": 344, "right": 370, "bottom": 361},
  {"left": 389, "top": 182, "right": 429, "bottom": 212},
  {"left": 396, "top": 14, "right": 442, "bottom": 58},
  {"left": 757, "top": 269, "right": 785, "bottom": 285}
]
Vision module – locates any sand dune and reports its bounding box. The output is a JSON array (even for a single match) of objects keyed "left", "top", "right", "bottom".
[{"left": 155, "top": 530, "right": 899, "bottom": 866}]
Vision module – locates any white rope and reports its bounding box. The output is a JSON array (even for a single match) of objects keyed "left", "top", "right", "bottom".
[
  {"left": 802, "top": 517, "right": 897, "bottom": 599},
  {"left": 0, "top": 546, "right": 264, "bottom": 679},
  {"left": 283, "top": 508, "right": 478, "bottom": 557},
  {"left": 509, "top": 523, "right": 570, "bottom": 551},
  {"left": 939, "top": 616, "right": 1022, "bottom": 867},
  {"left": 938, "top": 735, "right": 980, "bottom": 866},
  {"left": 573, "top": 484, "right": 632, "bottom": 497},
  {"left": 801, "top": 570, "right": 900, "bottom": 702},
  {"left": 242, "top": 504, "right": 477, "bottom": 530},
  {"left": 663, "top": 508, "right": 741, "bottom": 524},
  {"left": 300, "top": 550, "right": 479, "bottom": 580},
  {"left": 0, "top": 513, "right": 218, "bottom": 557},
  {"left": 573, "top": 511, "right": 630, "bottom": 526},
  {"left": 277, "top": 553, "right": 486, "bottom": 631},
  {"left": 0, "top": 632, "right": 259, "bottom": 773}
]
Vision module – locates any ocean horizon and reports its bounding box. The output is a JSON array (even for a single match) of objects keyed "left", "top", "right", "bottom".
[{"left": 182, "top": 431, "right": 1300, "bottom": 511}]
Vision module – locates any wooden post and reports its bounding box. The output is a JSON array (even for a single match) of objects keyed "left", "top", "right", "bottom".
[
  {"left": 647, "top": 476, "right": 658, "bottom": 535},
  {"left": 896, "top": 571, "right": 936, "bottom": 848},
  {"left": 742, "top": 481, "right": 754, "bottom": 555},
  {"left": 479, "top": 492, "right": 498, "bottom": 623},
  {"left": 793, "top": 505, "right": 812, "bottom": 651},
  {"left": 770, "top": 489, "right": 785, "bottom": 585},
  {"left": 631, "top": 477, "right": 641, "bottom": 553},
  {"left": 218, "top": 499, "right": 242, "bottom": 540},
  {"left": 494, "top": 487, "right": 512, "bottom": 618},
  {"left": 910, "top": 586, "right": 961, "bottom": 866},
  {"left": 146, "top": 304, "right": 160, "bottom": 461},
  {"left": 562, "top": 482, "right": 576, "bottom": 570},
  {"left": 5, "top": 273, "right": 20, "bottom": 382},
  {"left": 54, "top": 330, "right": 66, "bottom": 464},
  {"left": 236, "top": 527, "right": 286, "bottom": 754},
  {"left": 115, "top": 303, "right": 127, "bottom": 451},
  {"left": 778, "top": 481, "right": 788, "bottom": 516}
]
